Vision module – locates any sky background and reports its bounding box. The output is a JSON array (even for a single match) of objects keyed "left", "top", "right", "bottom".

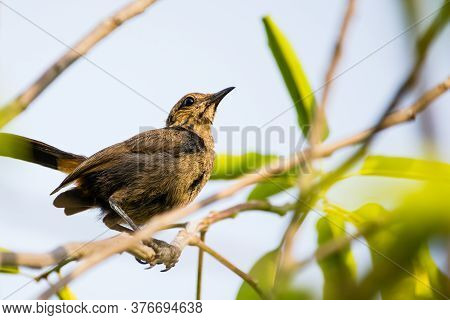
[{"left": 0, "top": 0, "right": 449, "bottom": 299}]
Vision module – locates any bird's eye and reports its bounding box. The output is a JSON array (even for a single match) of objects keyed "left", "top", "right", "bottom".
[{"left": 181, "top": 96, "right": 195, "bottom": 108}]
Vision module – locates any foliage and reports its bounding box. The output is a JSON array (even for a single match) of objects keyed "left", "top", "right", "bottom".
[
  {"left": 0, "top": 247, "right": 19, "bottom": 274},
  {"left": 262, "top": 15, "right": 328, "bottom": 139},
  {"left": 236, "top": 250, "right": 310, "bottom": 300},
  {"left": 247, "top": 168, "right": 299, "bottom": 201},
  {"left": 357, "top": 155, "right": 450, "bottom": 182},
  {"left": 316, "top": 215, "right": 357, "bottom": 299},
  {"left": 237, "top": 159, "right": 450, "bottom": 299},
  {"left": 57, "top": 285, "right": 78, "bottom": 300},
  {"left": 211, "top": 153, "right": 277, "bottom": 180}
]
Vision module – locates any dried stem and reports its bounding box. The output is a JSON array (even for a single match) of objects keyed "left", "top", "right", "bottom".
[
  {"left": 190, "top": 237, "right": 269, "bottom": 300},
  {"left": 0, "top": 0, "right": 159, "bottom": 128}
]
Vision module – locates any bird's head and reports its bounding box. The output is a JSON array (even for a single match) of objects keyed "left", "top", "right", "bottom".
[{"left": 166, "top": 87, "right": 234, "bottom": 128}]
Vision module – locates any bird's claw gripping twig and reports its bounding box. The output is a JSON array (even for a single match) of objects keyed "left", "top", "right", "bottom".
[{"left": 136, "top": 238, "right": 181, "bottom": 272}]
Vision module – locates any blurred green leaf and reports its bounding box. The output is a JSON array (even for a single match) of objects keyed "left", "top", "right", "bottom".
[
  {"left": 0, "top": 247, "right": 19, "bottom": 274},
  {"left": 236, "top": 250, "right": 310, "bottom": 300},
  {"left": 56, "top": 285, "right": 77, "bottom": 300},
  {"left": 324, "top": 183, "right": 450, "bottom": 299},
  {"left": 358, "top": 156, "right": 450, "bottom": 183},
  {"left": 412, "top": 244, "right": 449, "bottom": 299},
  {"left": 247, "top": 168, "right": 298, "bottom": 200},
  {"left": 211, "top": 153, "right": 277, "bottom": 180},
  {"left": 236, "top": 250, "right": 277, "bottom": 300},
  {"left": 263, "top": 15, "right": 328, "bottom": 139},
  {"left": 316, "top": 214, "right": 357, "bottom": 299}
]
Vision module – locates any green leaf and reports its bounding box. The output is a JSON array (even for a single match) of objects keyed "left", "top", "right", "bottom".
[
  {"left": 358, "top": 156, "right": 450, "bottom": 183},
  {"left": 211, "top": 153, "right": 277, "bottom": 180},
  {"left": 263, "top": 15, "right": 328, "bottom": 139},
  {"left": 247, "top": 169, "right": 298, "bottom": 200},
  {"left": 0, "top": 247, "right": 19, "bottom": 274},
  {"left": 236, "top": 250, "right": 278, "bottom": 300},
  {"left": 412, "top": 245, "right": 449, "bottom": 300},
  {"left": 57, "top": 285, "right": 77, "bottom": 300},
  {"left": 236, "top": 250, "right": 310, "bottom": 299},
  {"left": 324, "top": 184, "right": 450, "bottom": 299},
  {"left": 316, "top": 214, "right": 357, "bottom": 299}
]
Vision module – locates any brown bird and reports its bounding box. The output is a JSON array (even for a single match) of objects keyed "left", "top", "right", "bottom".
[{"left": 0, "top": 87, "right": 234, "bottom": 269}]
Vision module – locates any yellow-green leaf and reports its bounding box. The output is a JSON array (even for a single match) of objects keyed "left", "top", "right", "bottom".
[
  {"left": 316, "top": 215, "right": 357, "bottom": 299},
  {"left": 263, "top": 15, "right": 328, "bottom": 139},
  {"left": 236, "top": 250, "right": 278, "bottom": 300},
  {"left": 57, "top": 285, "right": 77, "bottom": 300},
  {"left": 324, "top": 184, "right": 450, "bottom": 299},
  {"left": 211, "top": 153, "right": 277, "bottom": 180},
  {"left": 359, "top": 156, "right": 450, "bottom": 183},
  {"left": 0, "top": 247, "right": 19, "bottom": 274},
  {"left": 412, "top": 245, "right": 448, "bottom": 299},
  {"left": 236, "top": 249, "right": 310, "bottom": 300}
]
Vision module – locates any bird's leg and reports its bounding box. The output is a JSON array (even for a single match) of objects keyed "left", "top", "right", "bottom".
[
  {"left": 142, "top": 238, "right": 181, "bottom": 272},
  {"left": 108, "top": 198, "right": 139, "bottom": 231},
  {"left": 107, "top": 198, "right": 181, "bottom": 271}
]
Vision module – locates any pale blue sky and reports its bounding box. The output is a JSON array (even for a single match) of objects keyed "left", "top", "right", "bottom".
[{"left": 0, "top": 0, "right": 449, "bottom": 299}]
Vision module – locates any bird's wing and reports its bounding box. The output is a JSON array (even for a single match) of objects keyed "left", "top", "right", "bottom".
[{"left": 50, "top": 127, "right": 205, "bottom": 195}]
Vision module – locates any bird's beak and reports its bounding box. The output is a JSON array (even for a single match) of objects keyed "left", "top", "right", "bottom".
[{"left": 209, "top": 87, "right": 235, "bottom": 105}]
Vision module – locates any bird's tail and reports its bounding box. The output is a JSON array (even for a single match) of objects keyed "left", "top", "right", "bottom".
[{"left": 0, "top": 133, "right": 86, "bottom": 173}]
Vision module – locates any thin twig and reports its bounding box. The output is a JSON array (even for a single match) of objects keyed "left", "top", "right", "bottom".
[
  {"left": 387, "top": 0, "right": 450, "bottom": 114},
  {"left": 34, "top": 259, "right": 75, "bottom": 282},
  {"left": 310, "top": 0, "right": 356, "bottom": 145},
  {"left": 0, "top": 0, "right": 159, "bottom": 128},
  {"left": 190, "top": 237, "right": 269, "bottom": 300},
  {"left": 199, "top": 200, "right": 295, "bottom": 231},
  {"left": 286, "top": 2, "right": 357, "bottom": 273},
  {"left": 195, "top": 231, "right": 206, "bottom": 300}
]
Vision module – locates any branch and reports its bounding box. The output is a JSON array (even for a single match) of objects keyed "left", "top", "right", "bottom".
[
  {"left": 318, "top": 76, "right": 450, "bottom": 156},
  {"left": 199, "top": 200, "right": 294, "bottom": 231},
  {"left": 0, "top": 233, "right": 155, "bottom": 270},
  {"left": 0, "top": 0, "right": 159, "bottom": 128},
  {"left": 310, "top": 0, "right": 356, "bottom": 145},
  {"left": 190, "top": 237, "right": 270, "bottom": 300}
]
